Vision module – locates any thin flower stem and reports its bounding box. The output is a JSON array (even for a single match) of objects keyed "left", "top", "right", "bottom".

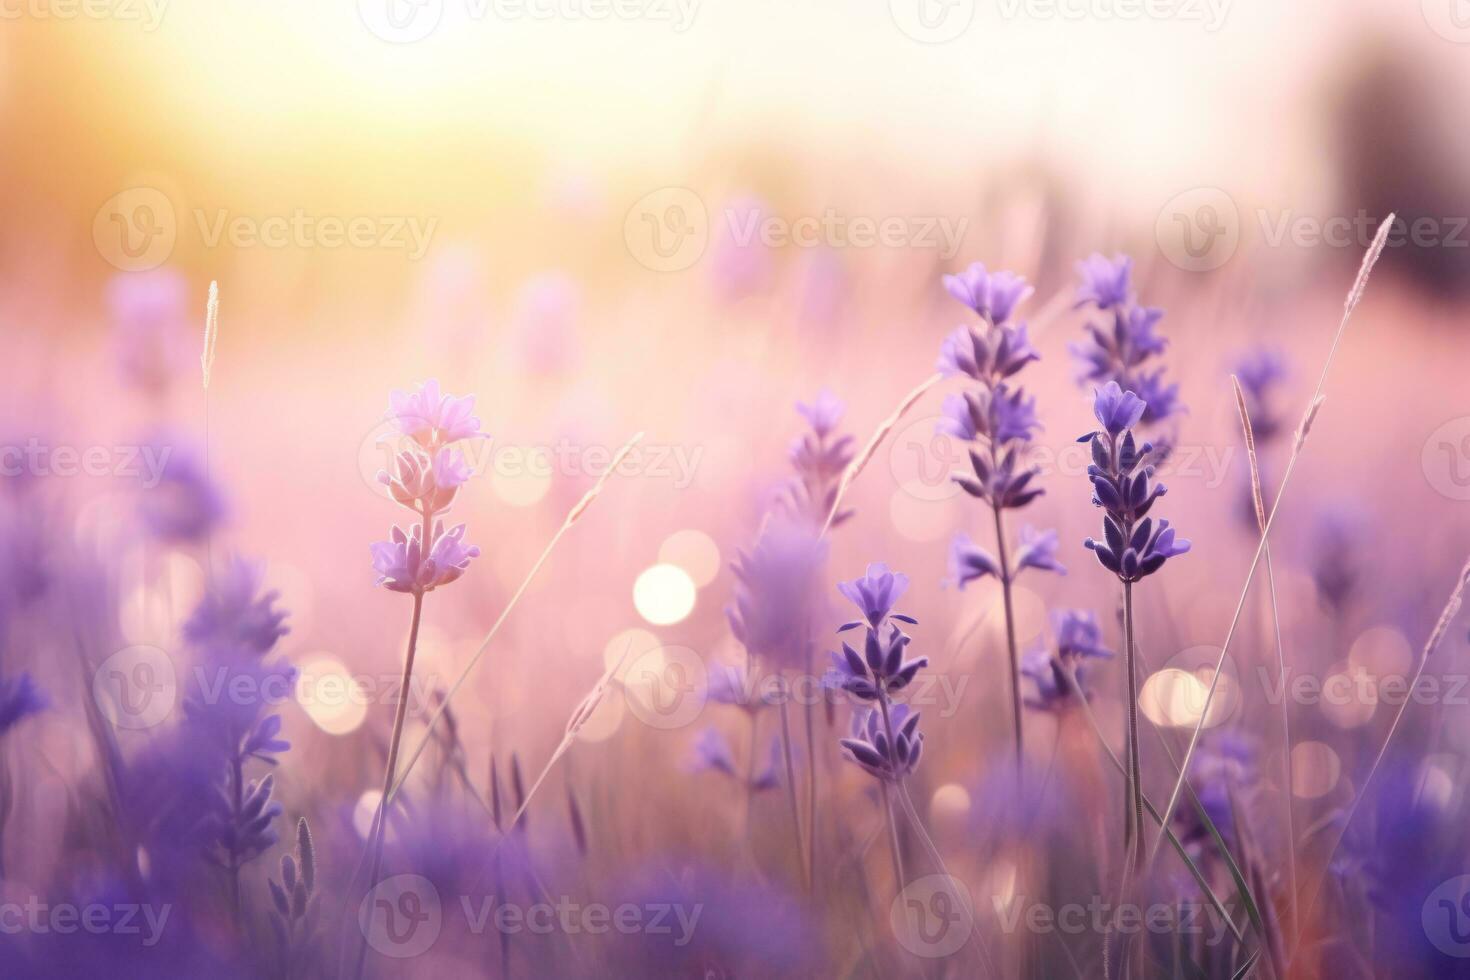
[
  {"left": 878, "top": 779, "right": 906, "bottom": 891},
  {"left": 803, "top": 648, "right": 819, "bottom": 891},
  {"left": 1122, "top": 580, "right": 1143, "bottom": 874},
  {"left": 745, "top": 706, "right": 759, "bottom": 843},
  {"left": 992, "top": 503, "right": 1023, "bottom": 771},
  {"left": 776, "top": 694, "right": 810, "bottom": 891}
]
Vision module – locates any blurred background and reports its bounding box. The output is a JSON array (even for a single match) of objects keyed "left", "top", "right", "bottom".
[{"left": 3, "top": 0, "right": 1470, "bottom": 975}]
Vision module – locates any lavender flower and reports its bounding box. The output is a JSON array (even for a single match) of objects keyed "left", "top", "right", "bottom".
[
  {"left": 1231, "top": 346, "right": 1290, "bottom": 444},
  {"left": 949, "top": 525, "right": 1065, "bottom": 588},
  {"left": 727, "top": 518, "right": 827, "bottom": 671},
  {"left": 371, "top": 521, "right": 481, "bottom": 594},
  {"left": 831, "top": 564, "right": 928, "bottom": 783},
  {"left": 1021, "top": 609, "right": 1114, "bottom": 712},
  {"left": 840, "top": 702, "right": 923, "bottom": 781},
  {"left": 388, "top": 379, "right": 484, "bottom": 450},
  {"left": 183, "top": 557, "right": 289, "bottom": 652},
  {"left": 0, "top": 672, "right": 45, "bottom": 736},
  {"left": 835, "top": 562, "right": 914, "bottom": 633},
  {"left": 137, "top": 437, "right": 227, "bottom": 544},
  {"left": 107, "top": 269, "right": 191, "bottom": 394},
  {"left": 1081, "top": 383, "right": 1191, "bottom": 582},
  {"left": 1071, "top": 254, "right": 1182, "bottom": 426},
  {"left": 690, "top": 727, "right": 781, "bottom": 792},
  {"left": 942, "top": 262, "right": 1034, "bottom": 324},
  {"left": 786, "top": 390, "right": 856, "bottom": 528}
]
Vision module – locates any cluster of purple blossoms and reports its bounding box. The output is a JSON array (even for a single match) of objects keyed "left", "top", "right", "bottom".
[
  {"left": 371, "top": 380, "right": 483, "bottom": 594},
  {"left": 1080, "top": 382, "right": 1191, "bottom": 581},
  {"left": 786, "top": 389, "right": 856, "bottom": 529},
  {"left": 936, "top": 263, "right": 1049, "bottom": 513},
  {"left": 689, "top": 727, "right": 782, "bottom": 793},
  {"left": 828, "top": 565, "right": 928, "bottom": 781},
  {"left": 181, "top": 557, "right": 295, "bottom": 875},
  {"left": 1231, "top": 346, "right": 1290, "bottom": 445},
  {"left": 1021, "top": 609, "right": 1114, "bottom": 712},
  {"left": 1071, "top": 254, "right": 1182, "bottom": 426}
]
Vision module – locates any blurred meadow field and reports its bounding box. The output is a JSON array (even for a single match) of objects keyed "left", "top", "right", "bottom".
[{"left": 2, "top": 0, "right": 1470, "bottom": 976}]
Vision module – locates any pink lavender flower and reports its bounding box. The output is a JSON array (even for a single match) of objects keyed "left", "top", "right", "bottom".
[
  {"left": 795, "top": 389, "right": 845, "bottom": 438},
  {"left": 371, "top": 521, "right": 481, "bottom": 594},
  {"left": 942, "top": 262, "right": 1034, "bottom": 324},
  {"left": 388, "top": 379, "right": 484, "bottom": 450},
  {"left": 378, "top": 446, "right": 473, "bottom": 512}
]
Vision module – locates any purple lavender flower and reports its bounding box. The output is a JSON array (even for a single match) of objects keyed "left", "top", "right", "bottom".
[
  {"left": 690, "top": 727, "right": 781, "bottom": 792},
  {"left": 826, "top": 622, "right": 928, "bottom": 702},
  {"left": 1074, "top": 253, "right": 1134, "bottom": 310},
  {"left": 1080, "top": 384, "right": 1191, "bottom": 582},
  {"left": 1071, "top": 256, "right": 1182, "bottom": 425},
  {"left": 1232, "top": 346, "right": 1290, "bottom": 443},
  {"left": 183, "top": 557, "right": 289, "bottom": 653},
  {"left": 942, "top": 262, "right": 1034, "bottom": 323},
  {"left": 727, "top": 517, "right": 827, "bottom": 670},
  {"left": 938, "top": 386, "right": 1041, "bottom": 444},
  {"left": 388, "top": 379, "right": 484, "bottom": 450},
  {"left": 840, "top": 702, "right": 923, "bottom": 781},
  {"left": 787, "top": 391, "right": 856, "bottom": 527},
  {"left": 137, "top": 437, "right": 227, "bottom": 544},
  {"left": 949, "top": 525, "right": 1064, "bottom": 588},
  {"left": 371, "top": 521, "right": 481, "bottom": 594},
  {"left": 1053, "top": 608, "right": 1112, "bottom": 660},
  {"left": 835, "top": 562, "right": 914, "bottom": 633},
  {"left": 0, "top": 672, "right": 45, "bottom": 736},
  {"left": 1022, "top": 609, "right": 1114, "bottom": 712},
  {"left": 937, "top": 322, "right": 1040, "bottom": 381}
]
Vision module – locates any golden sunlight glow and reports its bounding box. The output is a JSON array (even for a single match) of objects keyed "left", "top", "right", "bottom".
[{"left": 633, "top": 563, "right": 696, "bottom": 625}]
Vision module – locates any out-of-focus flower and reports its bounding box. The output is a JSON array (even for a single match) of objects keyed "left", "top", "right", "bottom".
[
  {"left": 727, "top": 518, "right": 827, "bottom": 670},
  {"left": 183, "top": 557, "right": 289, "bottom": 653},
  {"left": 371, "top": 521, "right": 481, "bottom": 594},
  {"left": 1310, "top": 504, "right": 1365, "bottom": 614},
  {"left": 1232, "top": 346, "right": 1290, "bottom": 443},
  {"left": 0, "top": 672, "right": 45, "bottom": 736},
  {"left": 690, "top": 728, "right": 782, "bottom": 792},
  {"left": 795, "top": 389, "right": 845, "bottom": 439},
  {"left": 787, "top": 390, "right": 855, "bottom": 527},
  {"left": 1053, "top": 608, "right": 1112, "bottom": 660},
  {"left": 1071, "top": 256, "right": 1182, "bottom": 425},
  {"left": 137, "top": 438, "right": 227, "bottom": 544},
  {"left": 942, "top": 262, "right": 1034, "bottom": 323},
  {"left": 1022, "top": 609, "right": 1113, "bottom": 712},
  {"left": 107, "top": 268, "right": 191, "bottom": 394},
  {"left": 840, "top": 702, "right": 923, "bottom": 781},
  {"left": 388, "top": 379, "right": 484, "bottom": 450}
]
